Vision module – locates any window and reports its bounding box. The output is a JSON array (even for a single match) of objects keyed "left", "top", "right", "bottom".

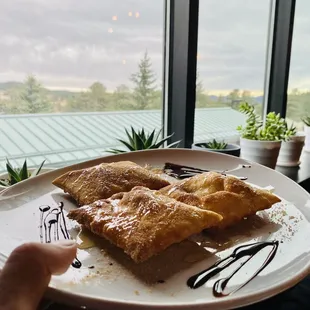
[
  {"left": 287, "top": 0, "right": 310, "bottom": 130},
  {"left": 0, "top": 0, "right": 164, "bottom": 171},
  {"left": 194, "top": 0, "right": 271, "bottom": 144}
]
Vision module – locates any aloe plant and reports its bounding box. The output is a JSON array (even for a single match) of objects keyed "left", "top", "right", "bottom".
[
  {"left": 0, "top": 159, "right": 46, "bottom": 187},
  {"left": 237, "top": 102, "right": 294, "bottom": 141},
  {"left": 197, "top": 139, "right": 228, "bottom": 150},
  {"left": 302, "top": 116, "right": 310, "bottom": 126},
  {"left": 107, "top": 127, "right": 180, "bottom": 154}
]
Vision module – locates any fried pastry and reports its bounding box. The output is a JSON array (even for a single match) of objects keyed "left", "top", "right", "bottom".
[
  {"left": 52, "top": 161, "right": 170, "bottom": 206},
  {"left": 68, "top": 187, "right": 223, "bottom": 262},
  {"left": 159, "top": 172, "right": 281, "bottom": 229}
]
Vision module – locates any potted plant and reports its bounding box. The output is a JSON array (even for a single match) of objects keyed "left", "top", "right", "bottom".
[
  {"left": 107, "top": 127, "right": 180, "bottom": 153},
  {"left": 237, "top": 102, "right": 293, "bottom": 169},
  {"left": 192, "top": 139, "right": 240, "bottom": 157},
  {"left": 0, "top": 159, "right": 48, "bottom": 192},
  {"left": 302, "top": 115, "right": 310, "bottom": 152},
  {"left": 277, "top": 123, "right": 305, "bottom": 167}
]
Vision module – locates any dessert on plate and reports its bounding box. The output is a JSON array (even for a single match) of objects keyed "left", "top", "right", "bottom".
[
  {"left": 54, "top": 161, "right": 281, "bottom": 262},
  {"left": 158, "top": 171, "right": 280, "bottom": 228},
  {"left": 67, "top": 187, "right": 222, "bottom": 263},
  {"left": 52, "top": 161, "right": 170, "bottom": 206}
]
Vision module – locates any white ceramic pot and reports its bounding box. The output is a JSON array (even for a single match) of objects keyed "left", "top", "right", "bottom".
[
  {"left": 240, "top": 138, "right": 282, "bottom": 169},
  {"left": 0, "top": 168, "right": 53, "bottom": 192},
  {"left": 277, "top": 133, "right": 305, "bottom": 167},
  {"left": 305, "top": 125, "right": 310, "bottom": 152}
]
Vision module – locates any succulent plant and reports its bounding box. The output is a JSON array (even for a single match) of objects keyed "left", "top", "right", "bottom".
[
  {"left": 0, "top": 159, "right": 46, "bottom": 187},
  {"left": 237, "top": 102, "right": 294, "bottom": 141},
  {"left": 284, "top": 123, "right": 297, "bottom": 140},
  {"left": 107, "top": 127, "right": 180, "bottom": 154},
  {"left": 302, "top": 116, "right": 310, "bottom": 126},
  {"left": 197, "top": 139, "right": 228, "bottom": 150}
]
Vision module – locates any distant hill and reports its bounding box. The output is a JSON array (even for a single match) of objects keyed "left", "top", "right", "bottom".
[
  {"left": 254, "top": 96, "right": 263, "bottom": 104},
  {"left": 209, "top": 95, "right": 219, "bottom": 101},
  {"left": 0, "top": 81, "right": 264, "bottom": 105},
  {"left": 0, "top": 81, "right": 78, "bottom": 98},
  {"left": 0, "top": 81, "right": 23, "bottom": 90}
]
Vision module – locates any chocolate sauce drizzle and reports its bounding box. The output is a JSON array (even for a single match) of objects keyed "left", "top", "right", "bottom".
[
  {"left": 187, "top": 240, "right": 279, "bottom": 297},
  {"left": 39, "top": 202, "right": 81, "bottom": 268},
  {"left": 164, "top": 163, "right": 250, "bottom": 180}
]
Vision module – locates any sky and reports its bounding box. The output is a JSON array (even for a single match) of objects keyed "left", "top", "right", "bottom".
[{"left": 0, "top": 0, "right": 309, "bottom": 94}]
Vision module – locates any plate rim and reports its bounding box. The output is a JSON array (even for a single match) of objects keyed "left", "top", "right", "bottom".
[{"left": 1, "top": 148, "right": 310, "bottom": 309}]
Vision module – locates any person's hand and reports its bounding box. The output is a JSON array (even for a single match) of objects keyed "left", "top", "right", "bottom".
[{"left": 0, "top": 240, "right": 77, "bottom": 310}]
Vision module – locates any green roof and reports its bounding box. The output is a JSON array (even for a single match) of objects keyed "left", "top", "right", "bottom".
[{"left": 0, "top": 108, "right": 245, "bottom": 172}]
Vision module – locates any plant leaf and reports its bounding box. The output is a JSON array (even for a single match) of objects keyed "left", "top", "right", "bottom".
[
  {"left": 166, "top": 140, "right": 181, "bottom": 148},
  {"left": 154, "top": 128, "right": 163, "bottom": 143},
  {"left": 125, "top": 128, "right": 135, "bottom": 148},
  {"left": 140, "top": 128, "right": 146, "bottom": 142},
  {"left": 0, "top": 179, "right": 9, "bottom": 187},
  {"left": 30, "top": 160, "right": 46, "bottom": 178},
  {"left": 129, "top": 127, "right": 141, "bottom": 150},
  {"left": 134, "top": 131, "right": 145, "bottom": 150},
  {"left": 118, "top": 139, "right": 136, "bottom": 151},
  {"left": 152, "top": 133, "right": 174, "bottom": 148},
  {"left": 20, "top": 159, "right": 28, "bottom": 180},
  {"left": 144, "top": 129, "right": 156, "bottom": 148},
  {"left": 131, "top": 127, "right": 139, "bottom": 150},
  {"left": 6, "top": 161, "right": 21, "bottom": 184},
  {"left": 106, "top": 148, "right": 127, "bottom": 154}
]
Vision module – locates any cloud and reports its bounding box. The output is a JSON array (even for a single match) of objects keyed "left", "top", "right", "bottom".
[{"left": 0, "top": 0, "right": 308, "bottom": 91}]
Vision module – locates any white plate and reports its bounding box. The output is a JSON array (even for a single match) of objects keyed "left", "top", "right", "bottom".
[{"left": 0, "top": 149, "right": 310, "bottom": 310}]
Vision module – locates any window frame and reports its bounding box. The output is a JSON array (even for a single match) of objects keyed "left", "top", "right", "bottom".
[
  {"left": 163, "top": 0, "right": 199, "bottom": 148},
  {"left": 164, "top": 0, "right": 296, "bottom": 146}
]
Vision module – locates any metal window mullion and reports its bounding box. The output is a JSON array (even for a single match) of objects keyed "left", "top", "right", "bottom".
[
  {"left": 163, "top": 0, "right": 199, "bottom": 148},
  {"left": 265, "top": 0, "right": 296, "bottom": 117}
]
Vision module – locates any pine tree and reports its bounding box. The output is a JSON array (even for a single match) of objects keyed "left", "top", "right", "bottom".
[
  {"left": 130, "top": 51, "right": 156, "bottom": 110},
  {"left": 19, "top": 75, "right": 51, "bottom": 113}
]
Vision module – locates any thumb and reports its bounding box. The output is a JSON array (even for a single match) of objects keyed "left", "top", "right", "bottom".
[{"left": 0, "top": 240, "right": 77, "bottom": 310}]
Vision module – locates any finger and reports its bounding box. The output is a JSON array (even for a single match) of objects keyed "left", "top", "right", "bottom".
[{"left": 0, "top": 240, "right": 77, "bottom": 310}]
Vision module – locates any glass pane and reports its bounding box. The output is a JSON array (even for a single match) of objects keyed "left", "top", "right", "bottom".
[
  {"left": 0, "top": 0, "right": 164, "bottom": 172},
  {"left": 195, "top": 0, "right": 271, "bottom": 145},
  {"left": 287, "top": 0, "right": 310, "bottom": 130}
]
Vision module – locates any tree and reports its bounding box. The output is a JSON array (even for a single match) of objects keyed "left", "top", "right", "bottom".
[
  {"left": 196, "top": 71, "right": 204, "bottom": 95},
  {"left": 19, "top": 75, "right": 51, "bottom": 113},
  {"left": 65, "top": 82, "right": 108, "bottom": 112},
  {"left": 130, "top": 50, "right": 156, "bottom": 110},
  {"left": 150, "top": 90, "right": 162, "bottom": 109},
  {"left": 0, "top": 87, "right": 24, "bottom": 114},
  {"left": 66, "top": 92, "right": 91, "bottom": 112},
  {"left": 89, "top": 82, "right": 107, "bottom": 111},
  {"left": 227, "top": 89, "right": 241, "bottom": 110},
  {"left": 241, "top": 90, "right": 252, "bottom": 102},
  {"left": 113, "top": 84, "right": 134, "bottom": 110},
  {"left": 195, "top": 71, "right": 207, "bottom": 107},
  {"left": 287, "top": 89, "right": 310, "bottom": 123},
  {"left": 217, "top": 94, "right": 225, "bottom": 105}
]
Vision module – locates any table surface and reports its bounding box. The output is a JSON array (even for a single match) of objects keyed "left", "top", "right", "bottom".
[
  {"left": 43, "top": 151, "right": 310, "bottom": 309},
  {"left": 276, "top": 150, "right": 310, "bottom": 189}
]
